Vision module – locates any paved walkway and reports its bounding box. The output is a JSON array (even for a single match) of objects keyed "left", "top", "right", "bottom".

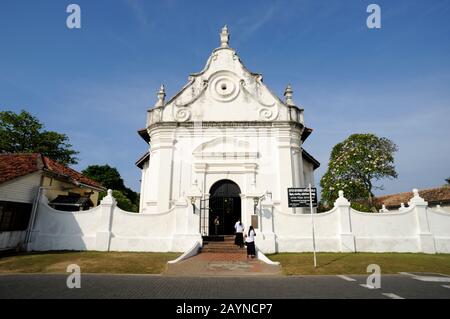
[
  {"left": 1, "top": 273, "right": 449, "bottom": 299},
  {"left": 165, "top": 252, "right": 281, "bottom": 276}
]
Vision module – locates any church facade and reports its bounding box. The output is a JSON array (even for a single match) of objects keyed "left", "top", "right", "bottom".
[
  {"left": 136, "top": 26, "right": 319, "bottom": 248},
  {"left": 25, "top": 28, "right": 450, "bottom": 255}
]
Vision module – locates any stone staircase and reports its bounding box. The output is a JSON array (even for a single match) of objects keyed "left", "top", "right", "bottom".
[
  {"left": 201, "top": 235, "right": 244, "bottom": 253},
  {"left": 164, "top": 235, "right": 282, "bottom": 276}
]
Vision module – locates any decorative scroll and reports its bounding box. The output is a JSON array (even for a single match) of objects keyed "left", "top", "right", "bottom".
[{"left": 174, "top": 108, "right": 191, "bottom": 122}]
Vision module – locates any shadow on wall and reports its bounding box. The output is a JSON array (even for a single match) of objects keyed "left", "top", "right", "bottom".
[
  {"left": 28, "top": 189, "right": 100, "bottom": 252},
  {"left": 29, "top": 189, "right": 200, "bottom": 253}
]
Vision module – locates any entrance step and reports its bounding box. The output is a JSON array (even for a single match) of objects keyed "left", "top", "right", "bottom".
[
  {"left": 202, "top": 235, "right": 235, "bottom": 242},
  {"left": 201, "top": 235, "right": 244, "bottom": 253},
  {"left": 202, "top": 248, "right": 245, "bottom": 253}
]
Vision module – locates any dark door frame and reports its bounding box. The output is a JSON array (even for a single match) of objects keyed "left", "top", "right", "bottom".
[{"left": 208, "top": 180, "right": 241, "bottom": 236}]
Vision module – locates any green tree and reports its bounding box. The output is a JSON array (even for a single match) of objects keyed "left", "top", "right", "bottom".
[
  {"left": 82, "top": 165, "right": 125, "bottom": 190},
  {"left": 0, "top": 110, "right": 78, "bottom": 165},
  {"left": 320, "top": 133, "right": 398, "bottom": 209},
  {"left": 82, "top": 164, "right": 139, "bottom": 212}
]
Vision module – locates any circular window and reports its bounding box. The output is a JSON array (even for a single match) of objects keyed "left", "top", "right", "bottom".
[{"left": 209, "top": 74, "right": 240, "bottom": 102}]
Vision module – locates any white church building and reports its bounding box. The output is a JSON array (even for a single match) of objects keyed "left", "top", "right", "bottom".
[
  {"left": 20, "top": 27, "right": 450, "bottom": 255},
  {"left": 136, "top": 25, "right": 319, "bottom": 237}
]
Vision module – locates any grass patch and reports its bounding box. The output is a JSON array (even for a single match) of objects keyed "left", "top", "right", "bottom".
[
  {"left": 0, "top": 251, "right": 181, "bottom": 274},
  {"left": 268, "top": 252, "right": 450, "bottom": 276}
]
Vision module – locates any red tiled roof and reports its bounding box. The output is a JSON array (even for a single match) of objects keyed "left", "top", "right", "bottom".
[
  {"left": 374, "top": 187, "right": 450, "bottom": 208},
  {"left": 0, "top": 153, "right": 42, "bottom": 184},
  {"left": 0, "top": 153, "right": 104, "bottom": 190}
]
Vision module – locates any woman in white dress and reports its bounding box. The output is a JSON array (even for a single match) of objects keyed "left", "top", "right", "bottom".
[{"left": 245, "top": 226, "right": 256, "bottom": 258}]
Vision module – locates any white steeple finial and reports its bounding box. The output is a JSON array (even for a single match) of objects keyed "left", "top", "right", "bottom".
[
  {"left": 284, "top": 84, "right": 295, "bottom": 105},
  {"left": 220, "top": 25, "right": 230, "bottom": 48},
  {"left": 155, "top": 85, "right": 166, "bottom": 107}
]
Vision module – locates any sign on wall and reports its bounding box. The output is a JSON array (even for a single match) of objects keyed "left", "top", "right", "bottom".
[
  {"left": 288, "top": 188, "right": 318, "bottom": 208},
  {"left": 251, "top": 215, "right": 259, "bottom": 229}
]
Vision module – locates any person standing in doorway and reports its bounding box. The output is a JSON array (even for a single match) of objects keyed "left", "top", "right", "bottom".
[
  {"left": 234, "top": 219, "right": 245, "bottom": 248},
  {"left": 214, "top": 216, "right": 220, "bottom": 235},
  {"left": 245, "top": 226, "right": 256, "bottom": 258}
]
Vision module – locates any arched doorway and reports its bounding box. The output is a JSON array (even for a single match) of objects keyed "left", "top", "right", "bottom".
[{"left": 209, "top": 180, "right": 241, "bottom": 236}]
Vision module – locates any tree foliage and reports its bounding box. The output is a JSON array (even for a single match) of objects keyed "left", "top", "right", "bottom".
[
  {"left": 82, "top": 165, "right": 139, "bottom": 212},
  {"left": 320, "top": 133, "right": 398, "bottom": 208},
  {"left": 82, "top": 165, "right": 125, "bottom": 190},
  {"left": 98, "top": 190, "right": 138, "bottom": 213},
  {"left": 0, "top": 110, "right": 78, "bottom": 165}
]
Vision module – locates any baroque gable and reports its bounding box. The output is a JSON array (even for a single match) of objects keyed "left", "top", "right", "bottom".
[{"left": 147, "top": 26, "right": 304, "bottom": 127}]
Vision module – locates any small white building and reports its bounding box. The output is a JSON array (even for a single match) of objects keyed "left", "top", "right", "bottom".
[{"left": 137, "top": 26, "right": 319, "bottom": 237}]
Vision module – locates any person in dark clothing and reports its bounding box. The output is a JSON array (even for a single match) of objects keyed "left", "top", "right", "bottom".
[
  {"left": 234, "top": 219, "right": 244, "bottom": 248},
  {"left": 245, "top": 226, "right": 256, "bottom": 258},
  {"left": 214, "top": 216, "right": 220, "bottom": 235}
]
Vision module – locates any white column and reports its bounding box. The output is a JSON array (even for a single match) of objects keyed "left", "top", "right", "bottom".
[
  {"left": 276, "top": 126, "right": 295, "bottom": 213},
  {"left": 292, "top": 148, "right": 305, "bottom": 214},
  {"left": 139, "top": 162, "right": 147, "bottom": 213},
  {"left": 153, "top": 136, "right": 174, "bottom": 212},
  {"left": 334, "top": 191, "right": 356, "bottom": 253},
  {"left": 171, "top": 196, "right": 202, "bottom": 252},
  {"left": 409, "top": 189, "right": 436, "bottom": 254},
  {"left": 258, "top": 196, "right": 276, "bottom": 253},
  {"left": 240, "top": 194, "right": 251, "bottom": 231},
  {"left": 95, "top": 190, "right": 116, "bottom": 251}
]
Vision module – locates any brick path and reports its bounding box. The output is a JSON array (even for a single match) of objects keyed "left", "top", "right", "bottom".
[
  {"left": 165, "top": 237, "right": 281, "bottom": 276},
  {"left": 165, "top": 252, "right": 281, "bottom": 276}
]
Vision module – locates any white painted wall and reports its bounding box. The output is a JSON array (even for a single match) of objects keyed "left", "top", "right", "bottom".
[
  {"left": 28, "top": 189, "right": 450, "bottom": 254},
  {"left": 30, "top": 191, "right": 201, "bottom": 252},
  {"left": 0, "top": 231, "right": 26, "bottom": 251},
  {"left": 428, "top": 206, "right": 450, "bottom": 253},
  {"left": 0, "top": 172, "right": 41, "bottom": 203}
]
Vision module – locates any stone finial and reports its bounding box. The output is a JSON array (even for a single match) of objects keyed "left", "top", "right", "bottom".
[
  {"left": 380, "top": 204, "right": 389, "bottom": 213},
  {"left": 284, "top": 84, "right": 295, "bottom": 105},
  {"left": 155, "top": 85, "right": 166, "bottom": 107},
  {"left": 408, "top": 188, "right": 427, "bottom": 206},
  {"left": 220, "top": 25, "right": 230, "bottom": 48},
  {"left": 334, "top": 190, "right": 350, "bottom": 207},
  {"left": 101, "top": 189, "right": 116, "bottom": 205}
]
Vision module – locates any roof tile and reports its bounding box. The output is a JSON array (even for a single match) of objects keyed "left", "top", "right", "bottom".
[{"left": 0, "top": 153, "right": 104, "bottom": 190}]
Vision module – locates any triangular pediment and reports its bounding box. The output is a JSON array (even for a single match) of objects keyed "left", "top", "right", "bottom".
[{"left": 193, "top": 137, "right": 258, "bottom": 159}]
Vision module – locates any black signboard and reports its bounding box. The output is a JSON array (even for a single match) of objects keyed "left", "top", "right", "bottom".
[{"left": 288, "top": 188, "right": 318, "bottom": 208}]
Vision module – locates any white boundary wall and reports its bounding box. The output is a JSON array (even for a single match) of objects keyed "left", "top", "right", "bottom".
[
  {"left": 29, "top": 190, "right": 201, "bottom": 252},
  {"left": 255, "top": 189, "right": 449, "bottom": 254},
  {"left": 0, "top": 231, "right": 26, "bottom": 251},
  {"left": 28, "top": 189, "right": 450, "bottom": 254}
]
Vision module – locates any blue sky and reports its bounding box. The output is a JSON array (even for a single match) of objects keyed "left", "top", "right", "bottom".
[{"left": 1, "top": 0, "right": 449, "bottom": 195}]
